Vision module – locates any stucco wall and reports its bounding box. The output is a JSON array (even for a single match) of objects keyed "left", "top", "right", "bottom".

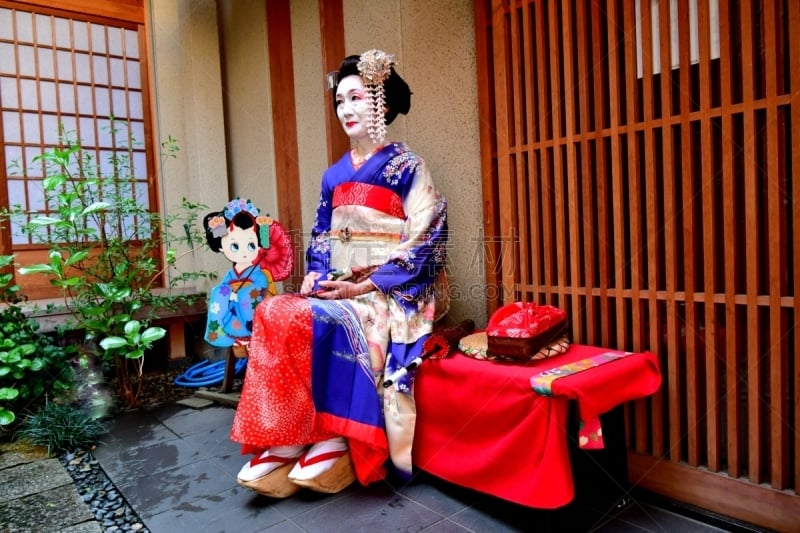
[
  {"left": 147, "top": 0, "right": 231, "bottom": 287},
  {"left": 148, "top": 0, "right": 486, "bottom": 325},
  {"left": 217, "top": 0, "right": 279, "bottom": 212},
  {"left": 292, "top": 0, "right": 487, "bottom": 325},
  {"left": 289, "top": 1, "right": 328, "bottom": 252}
]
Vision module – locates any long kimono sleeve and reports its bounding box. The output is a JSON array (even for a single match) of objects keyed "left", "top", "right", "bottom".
[
  {"left": 368, "top": 158, "right": 448, "bottom": 302},
  {"left": 305, "top": 171, "right": 336, "bottom": 280}
]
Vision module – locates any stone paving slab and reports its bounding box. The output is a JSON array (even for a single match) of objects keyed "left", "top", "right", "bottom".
[
  {"left": 176, "top": 395, "right": 215, "bottom": 409},
  {"left": 0, "top": 484, "right": 98, "bottom": 532},
  {"left": 0, "top": 443, "right": 48, "bottom": 470},
  {"left": 60, "top": 523, "right": 104, "bottom": 533},
  {"left": 0, "top": 458, "right": 72, "bottom": 502},
  {"left": 0, "top": 444, "right": 101, "bottom": 532},
  {"left": 192, "top": 390, "right": 240, "bottom": 407}
]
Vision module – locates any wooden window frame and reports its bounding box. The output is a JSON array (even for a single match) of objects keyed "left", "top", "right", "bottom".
[{"left": 0, "top": 0, "right": 156, "bottom": 299}]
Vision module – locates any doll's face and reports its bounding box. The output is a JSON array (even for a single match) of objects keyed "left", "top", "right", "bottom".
[{"left": 220, "top": 224, "right": 259, "bottom": 268}]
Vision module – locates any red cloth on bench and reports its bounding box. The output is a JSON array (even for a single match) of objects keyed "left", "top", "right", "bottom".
[{"left": 412, "top": 344, "right": 661, "bottom": 508}]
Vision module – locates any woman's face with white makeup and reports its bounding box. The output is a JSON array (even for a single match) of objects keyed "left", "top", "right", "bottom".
[{"left": 335, "top": 74, "right": 370, "bottom": 142}]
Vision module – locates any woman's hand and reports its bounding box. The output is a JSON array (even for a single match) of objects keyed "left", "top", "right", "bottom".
[
  {"left": 300, "top": 272, "right": 322, "bottom": 294},
  {"left": 314, "top": 278, "right": 376, "bottom": 300}
]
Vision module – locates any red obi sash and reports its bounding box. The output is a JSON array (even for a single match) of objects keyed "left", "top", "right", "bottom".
[{"left": 333, "top": 182, "right": 405, "bottom": 219}]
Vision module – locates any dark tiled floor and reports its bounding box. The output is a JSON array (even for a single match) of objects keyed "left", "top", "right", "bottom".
[{"left": 93, "top": 401, "right": 743, "bottom": 533}]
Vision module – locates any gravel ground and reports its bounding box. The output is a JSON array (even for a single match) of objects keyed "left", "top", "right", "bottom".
[
  {"left": 58, "top": 366, "right": 199, "bottom": 533},
  {"left": 60, "top": 449, "right": 148, "bottom": 532}
]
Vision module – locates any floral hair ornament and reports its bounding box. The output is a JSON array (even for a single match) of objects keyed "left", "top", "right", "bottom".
[
  {"left": 357, "top": 49, "right": 396, "bottom": 144},
  {"left": 223, "top": 197, "right": 259, "bottom": 220},
  {"left": 256, "top": 214, "right": 273, "bottom": 248},
  {"left": 208, "top": 215, "right": 228, "bottom": 238}
]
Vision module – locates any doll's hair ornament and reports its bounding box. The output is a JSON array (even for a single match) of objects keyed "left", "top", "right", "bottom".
[
  {"left": 223, "top": 197, "right": 260, "bottom": 220},
  {"left": 208, "top": 215, "right": 227, "bottom": 238},
  {"left": 255, "top": 214, "right": 272, "bottom": 248},
  {"left": 357, "top": 49, "right": 396, "bottom": 144},
  {"left": 210, "top": 198, "right": 273, "bottom": 246}
]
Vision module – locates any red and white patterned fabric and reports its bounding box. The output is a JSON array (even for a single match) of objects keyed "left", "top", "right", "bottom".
[{"left": 486, "top": 301, "right": 567, "bottom": 338}]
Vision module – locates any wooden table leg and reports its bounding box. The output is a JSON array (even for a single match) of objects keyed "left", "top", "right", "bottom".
[{"left": 220, "top": 347, "right": 237, "bottom": 393}]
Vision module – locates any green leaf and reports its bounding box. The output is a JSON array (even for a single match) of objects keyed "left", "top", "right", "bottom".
[
  {"left": 64, "top": 250, "right": 90, "bottom": 266},
  {"left": 18, "top": 264, "right": 57, "bottom": 275},
  {"left": 123, "top": 320, "right": 142, "bottom": 336},
  {"left": 19, "top": 344, "right": 36, "bottom": 356},
  {"left": 96, "top": 283, "right": 132, "bottom": 301},
  {"left": 27, "top": 216, "right": 63, "bottom": 226},
  {"left": 141, "top": 327, "right": 166, "bottom": 344},
  {"left": 99, "top": 336, "right": 127, "bottom": 350},
  {"left": 50, "top": 279, "right": 75, "bottom": 289},
  {"left": 0, "top": 387, "right": 20, "bottom": 400},
  {"left": 82, "top": 201, "right": 112, "bottom": 216},
  {"left": 0, "top": 408, "right": 15, "bottom": 426},
  {"left": 125, "top": 347, "right": 145, "bottom": 360},
  {"left": 42, "top": 173, "right": 67, "bottom": 190}
]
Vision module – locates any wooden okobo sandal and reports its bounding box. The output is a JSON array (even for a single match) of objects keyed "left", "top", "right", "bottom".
[
  {"left": 288, "top": 449, "right": 356, "bottom": 494},
  {"left": 237, "top": 449, "right": 305, "bottom": 498},
  {"left": 238, "top": 461, "right": 302, "bottom": 498}
]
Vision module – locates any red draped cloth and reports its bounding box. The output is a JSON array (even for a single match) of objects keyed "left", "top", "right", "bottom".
[{"left": 412, "top": 344, "right": 661, "bottom": 509}]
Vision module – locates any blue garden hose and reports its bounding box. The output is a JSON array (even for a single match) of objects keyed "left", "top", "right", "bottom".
[{"left": 174, "top": 357, "right": 248, "bottom": 387}]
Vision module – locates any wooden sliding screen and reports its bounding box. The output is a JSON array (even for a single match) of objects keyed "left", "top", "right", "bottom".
[{"left": 475, "top": 1, "right": 799, "bottom": 530}]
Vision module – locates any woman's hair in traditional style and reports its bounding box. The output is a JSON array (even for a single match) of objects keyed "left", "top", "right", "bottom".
[{"left": 333, "top": 52, "right": 411, "bottom": 126}]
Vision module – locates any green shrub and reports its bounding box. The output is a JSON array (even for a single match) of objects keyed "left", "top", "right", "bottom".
[
  {"left": 6, "top": 124, "right": 214, "bottom": 409},
  {"left": 14, "top": 400, "right": 106, "bottom": 456},
  {"left": 0, "top": 255, "right": 74, "bottom": 428}
]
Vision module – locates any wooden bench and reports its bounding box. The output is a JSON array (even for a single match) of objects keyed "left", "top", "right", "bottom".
[{"left": 16, "top": 289, "right": 208, "bottom": 362}]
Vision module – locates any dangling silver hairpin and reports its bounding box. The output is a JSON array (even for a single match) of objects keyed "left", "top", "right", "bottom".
[{"left": 357, "top": 49, "right": 396, "bottom": 144}]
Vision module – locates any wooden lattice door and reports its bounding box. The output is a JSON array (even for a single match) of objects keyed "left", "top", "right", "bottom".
[{"left": 475, "top": 1, "right": 800, "bottom": 530}]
